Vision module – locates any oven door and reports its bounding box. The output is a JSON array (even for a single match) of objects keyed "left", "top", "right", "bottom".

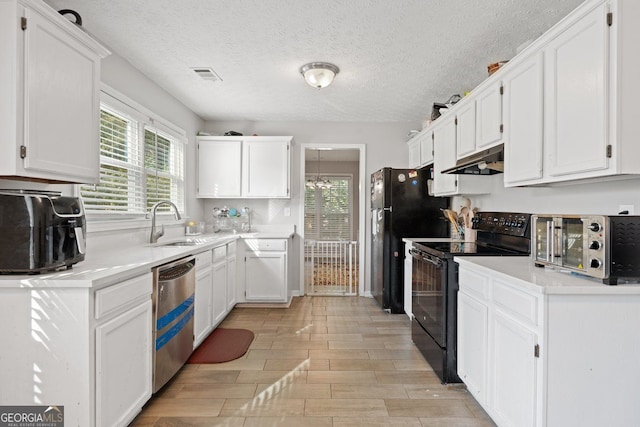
[{"left": 410, "top": 248, "right": 447, "bottom": 347}]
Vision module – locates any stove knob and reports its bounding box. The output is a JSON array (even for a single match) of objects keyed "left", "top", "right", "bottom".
[
  {"left": 589, "top": 240, "right": 602, "bottom": 250},
  {"left": 590, "top": 258, "right": 602, "bottom": 269},
  {"left": 588, "top": 222, "right": 602, "bottom": 232}
]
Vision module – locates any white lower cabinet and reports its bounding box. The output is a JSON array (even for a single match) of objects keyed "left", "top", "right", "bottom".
[
  {"left": 94, "top": 272, "right": 153, "bottom": 427},
  {"left": 95, "top": 299, "right": 152, "bottom": 427},
  {"left": 194, "top": 251, "right": 213, "bottom": 348},
  {"left": 227, "top": 255, "right": 237, "bottom": 310},
  {"left": 458, "top": 260, "right": 640, "bottom": 427},
  {"left": 212, "top": 258, "right": 228, "bottom": 325},
  {"left": 457, "top": 291, "right": 488, "bottom": 404},
  {"left": 243, "top": 239, "right": 289, "bottom": 302},
  {"left": 491, "top": 310, "right": 538, "bottom": 427},
  {"left": 458, "top": 268, "right": 541, "bottom": 427},
  {"left": 194, "top": 242, "right": 238, "bottom": 345}
]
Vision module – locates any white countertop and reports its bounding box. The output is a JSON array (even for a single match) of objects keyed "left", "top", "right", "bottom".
[
  {"left": 455, "top": 256, "right": 640, "bottom": 295},
  {"left": 0, "top": 228, "right": 295, "bottom": 290}
]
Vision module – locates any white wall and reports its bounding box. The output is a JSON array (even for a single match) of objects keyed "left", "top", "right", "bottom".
[{"left": 203, "top": 120, "right": 419, "bottom": 296}]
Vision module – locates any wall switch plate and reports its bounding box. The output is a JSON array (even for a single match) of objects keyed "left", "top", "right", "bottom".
[
  {"left": 618, "top": 205, "right": 635, "bottom": 215},
  {"left": 284, "top": 207, "right": 291, "bottom": 217}
]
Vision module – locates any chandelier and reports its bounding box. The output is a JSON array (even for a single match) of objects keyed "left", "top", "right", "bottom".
[{"left": 306, "top": 149, "right": 332, "bottom": 189}]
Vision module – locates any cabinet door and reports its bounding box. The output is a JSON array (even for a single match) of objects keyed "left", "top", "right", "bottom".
[
  {"left": 408, "top": 138, "right": 421, "bottom": 168},
  {"left": 544, "top": 3, "right": 609, "bottom": 177},
  {"left": 226, "top": 256, "right": 237, "bottom": 311},
  {"left": 504, "top": 52, "right": 544, "bottom": 185},
  {"left": 95, "top": 300, "right": 152, "bottom": 427},
  {"left": 476, "top": 83, "right": 503, "bottom": 149},
  {"left": 456, "top": 100, "right": 477, "bottom": 158},
  {"left": 432, "top": 118, "right": 458, "bottom": 196},
  {"left": 242, "top": 139, "right": 290, "bottom": 198},
  {"left": 491, "top": 311, "right": 538, "bottom": 427},
  {"left": 245, "top": 253, "right": 287, "bottom": 301},
  {"left": 198, "top": 140, "right": 242, "bottom": 197},
  {"left": 212, "top": 261, "right": 227, "bottom": 325},
  {"left": 419, "top": 130, "right": 434, "bottom": 166},
  {"left": 23, "top": 7, "right": 101, "bottom": 183},
  {"left": 194, "top": 266, "right": 213, "bottom": 348},
  {"left": 457, "top": 292, "right": 489, "bottom": 404}
]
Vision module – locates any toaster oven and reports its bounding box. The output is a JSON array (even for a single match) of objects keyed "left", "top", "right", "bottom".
[{"left": 532, "top": 214, "right": 640, "bottom": 284}]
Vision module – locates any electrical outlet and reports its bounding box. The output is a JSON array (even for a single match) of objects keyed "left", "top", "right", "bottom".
[{"left": 618, "top": 205, "right": 635, "bottom": 215}]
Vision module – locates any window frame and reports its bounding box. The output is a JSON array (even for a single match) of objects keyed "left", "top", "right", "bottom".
[{"left": 77, "top": 85, "right": 187, "bottom": 227}]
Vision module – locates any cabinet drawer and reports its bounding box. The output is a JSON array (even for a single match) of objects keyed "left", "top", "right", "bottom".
[
  {"left": 212, "top": 245, "right": 227, "bottom": 263},
  {"left": 459, "top": 268, "right": 489, "bottom": 301},
  {"left": 493, "top": 280, "right": 539, "bottom": 327},
  {"left": 195, "top": 251, "right": 212, "bottom": 269},
  {"left": 95, "top": 273, "right": 153, "bottom": 320},
  {"left": 246, "top": 239, "right": 287, "bottom": 251}
]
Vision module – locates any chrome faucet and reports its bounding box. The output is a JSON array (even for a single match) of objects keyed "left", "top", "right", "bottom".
[{"left": 149, "top": 201, "right": 182, "bottom": 243}]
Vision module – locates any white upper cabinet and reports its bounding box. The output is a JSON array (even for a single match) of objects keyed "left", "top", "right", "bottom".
[
  {"left": 432, "top": 117, "right": 458, "bottom": 196},
  {"left": 456, "top": 100, "right": 477, "bottom": 158},
  {"left": 197, "top": 136, "right": 293, "bottom": 198},
  {"left": 420, "top": 130, "right": 434, "bottom": 166},
  {"left": 475, "top": 81, "right": 503, "bottom": 149},
  {"left": 408, "top": 136, "right": 421, "bottom": 169},
  {"left": 407, "top": 129, "right": 434, "bottom": 168},
  {"left": 0, "top": 0, "right": 109, "bottom": 183},
  {"left": 197, "top": 139, "right": 242, "bottom": 197},
  {"left": 543, "top": 2, "right": 608, "bottom": 178},
  {"left": 504, "top": 0, "right": 640, "bottom": 186},
  {"left": 432, "top": 115, "right": 493, "bottom": 197},
  {"left": 503, "top": 52, "right": 544, "bottom": 186},
  {"left": 243, "top": 138, "right": 290, "bottom": 198}
]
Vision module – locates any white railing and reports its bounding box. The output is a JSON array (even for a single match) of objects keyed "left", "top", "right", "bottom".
[{"left": 304, "top": 240, "right": 358, "bottom": 295}]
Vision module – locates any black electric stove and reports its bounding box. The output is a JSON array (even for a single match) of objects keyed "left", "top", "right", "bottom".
[{"left": 410, "top": 211, "right": 531, "bottom": 383}]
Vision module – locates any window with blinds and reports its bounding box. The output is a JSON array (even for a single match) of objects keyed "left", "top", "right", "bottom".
[
  {"left": 80, "top": 96, "right": 185, "bottom": 216},
  {"left": 304, "top": 176, "right": 352, "bottom": 240}
]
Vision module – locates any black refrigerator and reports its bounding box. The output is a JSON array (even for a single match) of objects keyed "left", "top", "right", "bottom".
[{"left": 370, "top": 167, "right": 450, "bottom": 313}]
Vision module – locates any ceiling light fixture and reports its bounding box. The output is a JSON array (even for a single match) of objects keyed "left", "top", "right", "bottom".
[{"left": 299, "top": 62, "right": 340, "bottom": 89}]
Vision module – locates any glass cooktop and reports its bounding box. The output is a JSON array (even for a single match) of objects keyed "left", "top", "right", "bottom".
[{"left": 412, "top": 240, "right": 528, "bottom": 258}]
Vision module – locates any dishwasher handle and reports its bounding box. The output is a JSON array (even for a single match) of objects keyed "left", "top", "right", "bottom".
[{"left": 158, "top": 257, "right": 195, "bottom": 281}]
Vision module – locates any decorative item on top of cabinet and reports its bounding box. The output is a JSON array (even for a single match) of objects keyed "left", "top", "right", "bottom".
[
  {"left": 197, "top": 136, "right": 293, "bottom": 198},
  {"left": 0, "top": 0, "right": 110, "bottom": 183}
]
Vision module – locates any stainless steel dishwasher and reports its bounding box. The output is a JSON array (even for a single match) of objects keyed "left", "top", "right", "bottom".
[{"left": 152, "top": 256, "right": 196, "bottom": 393}]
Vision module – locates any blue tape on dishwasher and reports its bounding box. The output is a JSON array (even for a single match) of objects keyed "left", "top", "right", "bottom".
[
  {"left": 157, "top": 294, "right": 194, "bottom": 330},
  {"left": 156, "top": 306, "right": 194, "bottom": 351}
]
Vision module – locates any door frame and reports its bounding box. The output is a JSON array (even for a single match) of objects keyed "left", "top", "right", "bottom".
[{"left": 298, "top": 143, "right": 366, "bottom": 296}]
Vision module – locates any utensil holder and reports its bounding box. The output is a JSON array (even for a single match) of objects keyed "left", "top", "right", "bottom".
[{"left": 464, "top": 227, "right": 477, "bottom": 243}]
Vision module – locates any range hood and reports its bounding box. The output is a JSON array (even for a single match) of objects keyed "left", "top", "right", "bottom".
[{"left": 442, "top": 144, "right": 504, "bottom": 175}]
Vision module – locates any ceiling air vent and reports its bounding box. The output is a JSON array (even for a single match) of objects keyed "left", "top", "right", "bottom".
[{"left": 191, "top": 67, "right": 222, "bottom": 83}]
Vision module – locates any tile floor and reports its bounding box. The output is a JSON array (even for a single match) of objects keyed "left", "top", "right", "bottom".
[{"left": 131, "top": 296, "right": 495, "bottom": 426}]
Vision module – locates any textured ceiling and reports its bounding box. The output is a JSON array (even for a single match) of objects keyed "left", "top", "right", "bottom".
[{"left": 45, "top": 0, "right": 583, "bottom": 123}]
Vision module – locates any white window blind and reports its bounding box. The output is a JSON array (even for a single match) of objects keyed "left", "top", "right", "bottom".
[
  {"left": 304, "top": 176, "right": 352, "bottom": 240},
  {"left": 80, "top": 92, "right": 185, "bottom": 217}
]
